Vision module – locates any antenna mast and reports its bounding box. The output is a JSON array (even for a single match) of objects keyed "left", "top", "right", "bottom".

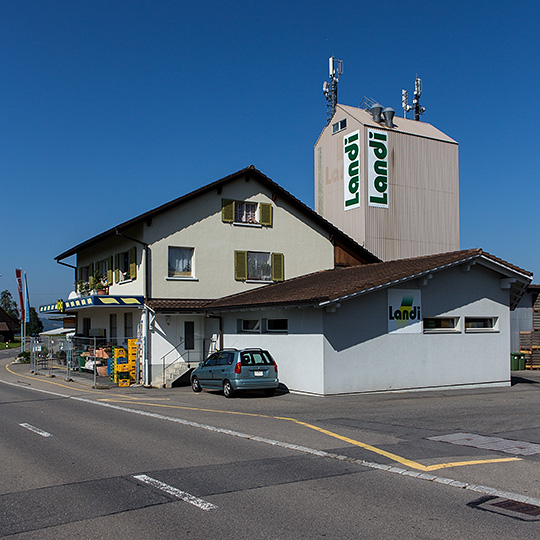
[
  {"left": 323, "top": 56, "right": 343, "bottom": 124},
  {"left": 402, "top": 76, "right": 426, "bottom": 121}
]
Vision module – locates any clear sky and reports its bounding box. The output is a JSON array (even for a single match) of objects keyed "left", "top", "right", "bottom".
[{"left": 2, "top": 0, "right": 539, "bottom": 314}]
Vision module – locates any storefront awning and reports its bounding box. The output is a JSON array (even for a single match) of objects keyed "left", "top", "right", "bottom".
[{"left": 40, "top": 296, "right": 144, "bottom": 314}]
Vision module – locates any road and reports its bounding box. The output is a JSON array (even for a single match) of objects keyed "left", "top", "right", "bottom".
[{"left": 1, "top": 351, "right": 540, "bottom": 538}]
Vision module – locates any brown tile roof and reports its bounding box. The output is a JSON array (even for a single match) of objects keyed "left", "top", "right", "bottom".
[
  {"left": 146, "top": 299, "right": 212, "bottom": 312},
  {"left": 205, "top": 249, "right": 532, "bottom": 311}
]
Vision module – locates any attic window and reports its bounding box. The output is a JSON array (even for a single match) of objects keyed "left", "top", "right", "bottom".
[{"left": 332, "top": 119, "right": 347, "bottom": 134}]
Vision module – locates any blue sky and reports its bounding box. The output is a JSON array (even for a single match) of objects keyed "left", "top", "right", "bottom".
[{"left": 2, "top": 0, "right": 539, "bottom": 312}]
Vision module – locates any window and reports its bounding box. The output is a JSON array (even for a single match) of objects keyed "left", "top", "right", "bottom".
[
  {"left": 82, "top": 317, "right": 91, "bottom": 337},
  {"left": 185, "top": 321, "right": 194, "bottom": 350},
  {"left": 240, "top": 350, "right": 274, "bottom": 366},
  {"left": 264, "top": 318, "right": 288, "bottom": 333},
  {"left": 109, "top": 314, "right": 117, "bottom": 340},
  {"left": 238, "top": 319, "right": 261, "bottom": 333},
  {"left": 115, "top": 247, "right": 137, "bottom": 282},
  {"left": 234, "top": 251, "right": 284, "bottom": 282},
  {"left": 465, "top": 317, "right": 498, "bottom": 332},
  {"left": 124, "top": 312, "right": 133, "bottom": 339},
  {"left": 222, "top": 199, "right": 272, "bottom": 226},
  {"left": 332, "top": 118, "right": 347, "bottom": 134},
  {"left": 168, "top": 247, "right": 194, "bottom": 278},
  {"left": 235, "top": 201, "right": 258, "bottom": 224},
  {"left": 78, "top": 266, "right": 90, "bottom": 282},
  {"left": 423, "top": 317, "right": 459, "bottom": 333}
]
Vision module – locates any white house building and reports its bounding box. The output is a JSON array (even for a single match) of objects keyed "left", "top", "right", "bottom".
[{"left": 40, "top": 167, "right": 531, "bottom": 395}]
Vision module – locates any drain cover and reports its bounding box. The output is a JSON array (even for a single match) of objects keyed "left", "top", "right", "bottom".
[
  {"left": 468, "top": 496, "right": 540, "bottom": 521},
  {"left": 491, "top": 499, "right": 540, "bottom": 516}
]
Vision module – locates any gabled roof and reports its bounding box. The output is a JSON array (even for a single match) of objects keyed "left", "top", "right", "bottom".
[
  {"left": 55, "top": 166, "right": 380, "bottom": 264},
  {"left": 315, "top": 104, "right": 458, "bottom": 147},
  {"left": 205, "top": 249, "right": 532, "bottom": 311}
]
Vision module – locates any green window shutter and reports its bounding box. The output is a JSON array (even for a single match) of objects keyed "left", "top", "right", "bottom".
[
  {"left": 222, "top": 199, "right": 235, "bottom": 223},
  {"left": 234, "top": 251, "right": 248, "bottom": 281},
  {"left": 271, "top": 253, "right": 284, "bottom": 282},
  {"left": 259, "top": 203, "right": 272, "bottom": 226},
  {"left": 114, "top": 254, "right": 120, "bottom": 283},
  {"left": 107, "top": 256, "right": 113, "bottom": 285},
  {"left": 89, "top": 263, "right": 96, "bottom": 288},
  {"left": 129, "top": 247, "right": 137, "bottom": 280}
]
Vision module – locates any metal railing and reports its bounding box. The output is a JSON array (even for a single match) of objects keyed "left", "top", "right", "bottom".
[{"left": 161, "top": 338, "right": 215, "bottom": 387}]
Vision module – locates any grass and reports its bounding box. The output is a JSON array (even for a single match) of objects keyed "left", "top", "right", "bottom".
[{"left": 2, "top": 340, "right": 21, "bottom": 350}]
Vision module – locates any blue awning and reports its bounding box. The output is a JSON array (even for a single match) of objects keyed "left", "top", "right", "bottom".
[{"left": 40, "top": 296, "right": 144, "bottom": 314}]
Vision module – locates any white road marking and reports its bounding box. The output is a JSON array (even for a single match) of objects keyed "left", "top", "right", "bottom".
[
  {"left": 3, "top": 377, "right": 540, "bottom": 508},
  {"left": 133, "top": 474, "right": 217, "bottom": 511},
  {"left": 19, "top": 423, "right": 52, "bottom": 437}
]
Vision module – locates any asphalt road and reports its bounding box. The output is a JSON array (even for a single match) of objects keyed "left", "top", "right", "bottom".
[{"left": 1, "top": 352, "right": 540, "bottom": 539}]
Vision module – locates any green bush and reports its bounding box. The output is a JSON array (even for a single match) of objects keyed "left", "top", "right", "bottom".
[{"left": 17, "top": 351, "right": 31, "bottom": 363}]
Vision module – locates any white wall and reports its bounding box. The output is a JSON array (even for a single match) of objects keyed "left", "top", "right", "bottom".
[
  {"left": 220, "top": 308, "right": 326, "bottom": 395},
  {"left": 144, "top": 179, "right": 335, "bottom": 300},
  {"left": 322, "top": 265, "right": 510, "bottom": 394}
]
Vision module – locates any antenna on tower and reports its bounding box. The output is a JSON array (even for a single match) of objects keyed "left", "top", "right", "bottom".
[
  {"left": 323, "top": 56, "right": 343, "bottom": 124},
  {"left": 402, "top": 76, "right": 426, "bottom": 121}
]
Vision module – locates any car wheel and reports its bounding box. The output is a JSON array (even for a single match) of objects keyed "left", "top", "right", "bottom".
[
  {"left": 191, "top": 376, "right": 202, "bottom": 393},
  {"left": 223, "top": 380, "right": 235, "bottom": 398},
  {"left": 263, "top": 388, "right": 276, "bottom": 397}
]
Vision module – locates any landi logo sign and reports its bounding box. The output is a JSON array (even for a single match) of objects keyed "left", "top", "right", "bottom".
[
  {"left": 368, "top": 129, "right": 389, "bottom": 208},
  {"left": 387, "top": 289, "right": 422, "bottom": 334},
  {"left": 343, "top": 130, "right": 361, "bottom": 210}
]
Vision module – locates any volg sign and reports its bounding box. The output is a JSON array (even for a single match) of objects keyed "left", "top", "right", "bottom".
[
  {"left": 368, "top": 129, "right": 389, "bottom": 208},
  {"left": 388, "top": 289, "right": 422, "bottom": 334},
  {"left": 343, "top": 130, "right": 361, "bottom": 210}
]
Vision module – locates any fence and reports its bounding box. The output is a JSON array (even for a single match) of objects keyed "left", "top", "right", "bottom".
[{"left": 31, "top": 335, "right": 143, "bottom": 386}]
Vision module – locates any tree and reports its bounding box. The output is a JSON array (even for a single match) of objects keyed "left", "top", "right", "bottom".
[
  {"left": 0, "top": 290, "right": 20, "bottom": 321},
  {"left": 26, "top": 308, "right": 44, "bottom": 336}
]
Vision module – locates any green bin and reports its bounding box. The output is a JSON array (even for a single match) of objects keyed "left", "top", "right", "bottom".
[
  {"left": 518, "top": 354, "right": 526, "bottom": 370},
  {"left": 510, "top": 354, "right": 519, "bottom": 371}
]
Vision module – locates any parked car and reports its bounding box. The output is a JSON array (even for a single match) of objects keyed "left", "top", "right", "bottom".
[{"left": 191, "top": 348, "right": 279, "bottom": 398}]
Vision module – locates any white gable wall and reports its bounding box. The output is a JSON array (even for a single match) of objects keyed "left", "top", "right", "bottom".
[
  {"left": 221, "top": 308, "right": 326, "bottom": 395},
  {"left": 145, "top": 178, "right": 335, "bottom": 300},
  {"left": 322, "top": 264, "right": 510, "bottom": 394}
]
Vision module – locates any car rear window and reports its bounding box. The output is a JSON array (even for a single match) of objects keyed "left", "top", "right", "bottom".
[{"left": 240, "top": 350, "right": 274, "bottom": 366}]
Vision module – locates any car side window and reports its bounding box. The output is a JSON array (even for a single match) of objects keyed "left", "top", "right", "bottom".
[
  {"left": 216, "top": 353, "right": 231, "bottom": 366},
  {"left": 205, "top": 355, "right": 218, "bottom": 367}
]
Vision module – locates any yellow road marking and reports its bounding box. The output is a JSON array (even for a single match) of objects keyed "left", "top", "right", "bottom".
[{"left": 4, "top": 362, "right": 523, "bottom": 471}]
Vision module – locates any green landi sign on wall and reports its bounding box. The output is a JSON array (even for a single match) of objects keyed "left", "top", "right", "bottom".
[
  {"left": 343, "top": 130, "right": 361, "bottom": 210},
  {"left": 368, "top": 129, "right": 389, "bottom": 208}
]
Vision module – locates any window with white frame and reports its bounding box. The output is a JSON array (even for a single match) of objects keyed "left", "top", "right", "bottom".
[
  {"left": 465, "top": 317, "right": 498, "bottom": 332},
  {"left": 332, "top": 118, "right": 347, "bottom": 134},
  {"left": 264, "top": 318, "right": 288, "bottom": 333},
  {"left": 168, "top": 247, "right": 194, "bottom": 278},
  {"left": 423, "top": 317, "right": 460, "bottom": 333},
  {"left": 234, "top": 251, "right": 284, "bottom": 282},
  {"left": 235, "top": 201, "right": 258, "bottom": 224},
  {"left": 222, "top": 199, "right": 272, "bottom": 226},
  {"left": 238, "top": 319, "right": 261, "bottom": 333}
]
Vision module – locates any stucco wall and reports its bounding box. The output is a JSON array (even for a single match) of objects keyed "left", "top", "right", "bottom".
[
  {"left": 144, "top": 179, "right": 335, "bottom": 300},
  {"left": 322, "top": 265, "right": 510, "bottom": 394},
  {"left": 220, "top": 308, "right": 326, "bottom": 395}
]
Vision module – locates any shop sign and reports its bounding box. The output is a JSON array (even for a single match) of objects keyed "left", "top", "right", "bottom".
[
  {"left": 343, "top": 130, "right": 361, "bottom": 210},
  {"left": 388, "top": 289, "right": 422, "bottom": 334},
  {"left": 368, "top": 129, "right": 389, "bottom": 208}
]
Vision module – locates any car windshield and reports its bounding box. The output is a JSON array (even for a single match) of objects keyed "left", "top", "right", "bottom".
[{"left": 240, "top": 350, "right": 274, "bottom": 366}]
